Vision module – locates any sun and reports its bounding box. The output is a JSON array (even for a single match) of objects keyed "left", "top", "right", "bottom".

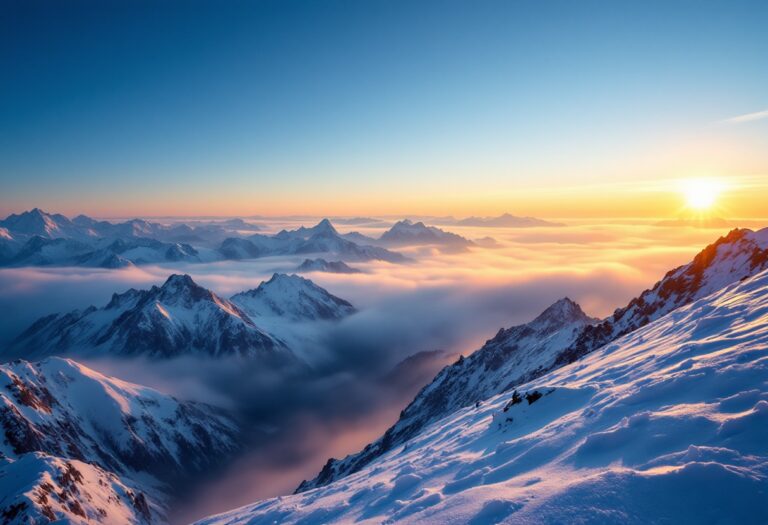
[{"left": 680, "top": 178, "right": 723, "bottom": 211}]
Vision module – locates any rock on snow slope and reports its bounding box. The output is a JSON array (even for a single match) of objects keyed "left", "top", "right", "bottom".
[
  {"left": 197, "top": 263, "right": 768, "bottom": 525},
  {"left": 0, "top": 357, "right": 239, "bottom": 523},
  {"left": 0, "top": 453, "right": 154, "bottom": 525},
  {"left": 297, "top": 226, "right": 768, "bottom": 491}
]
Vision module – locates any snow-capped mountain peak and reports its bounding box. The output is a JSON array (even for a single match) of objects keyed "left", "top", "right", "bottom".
[
  {"left": 527, "top": 297, "right": 593, "bottom": 333},
  {"left": 0, "top": 208, "right": 77, "bottom": 239},
  {"left": 231, "top": 273, "right": 355, "bottom": 321},
  {"left": 9, "top": 275, "right": 290, "bottom": 360},
  {"left": 312, "top": 218, "right": 338, "bottom": 237}
]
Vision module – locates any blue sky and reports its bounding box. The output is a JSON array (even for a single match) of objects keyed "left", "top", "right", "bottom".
[{"left": 1, "top": 0, "right": 767, "bottom": 216}]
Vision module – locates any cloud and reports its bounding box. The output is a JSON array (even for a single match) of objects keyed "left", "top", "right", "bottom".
[{"left": 723, "top": 108, "right": 768, "bottom": 124}]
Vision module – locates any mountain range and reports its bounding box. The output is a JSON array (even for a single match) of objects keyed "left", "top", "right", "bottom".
[
  {"left": 6, "top": 273, "right": 355, "bottom": 362},
  {"left": 0, "top": 210, "right": 409, "bottom": 267},
  {"left": 452, "top": 213, "right": 565, "bottom": 227},
  {"left": 220, "top": 219, "right": 408, "bottom": 263}
]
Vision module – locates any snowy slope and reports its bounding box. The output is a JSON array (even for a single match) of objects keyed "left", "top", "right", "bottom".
[
  {"left": 0, "top": 452, "right": 155, "bottom": 524},
  {"left": 7, "top": 274, "right": 291, "bottom": 361},
  {"left": 0, "top": 358, "right": 240, "bottom": 523},
  {"left": 197, "top": 266, "right": 768, "bottom": 525},
  {"left": 297, "top": 226, "right": 768, "bottom": 491},
  {"left": 0, "top": 209, "right": 86, "bottom": 240},
  {"left": 297, "top": 298, "right": 597, "bottom": 492},
  {"left": 0, "top": 357, "right": 239, "bottom": 482},
  {"left": 231, "top": 273, "right": 356, "bottom": 321}
]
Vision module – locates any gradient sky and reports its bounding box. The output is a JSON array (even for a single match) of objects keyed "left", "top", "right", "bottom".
[{"left": 2, "top": 0, "right": 767, "bottom": 217}]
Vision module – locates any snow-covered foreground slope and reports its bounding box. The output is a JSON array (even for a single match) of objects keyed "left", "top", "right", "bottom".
[{"left": 198, "top": 268, "right": 768, "bottom": 525}]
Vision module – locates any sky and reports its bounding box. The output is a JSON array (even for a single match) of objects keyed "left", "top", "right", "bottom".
[{"left": 2, "top": 0, "right": 767, "bottom": 218}]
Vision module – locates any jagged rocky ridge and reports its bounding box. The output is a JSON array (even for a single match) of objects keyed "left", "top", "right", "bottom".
[
  {"left": 7, "top": 273, "right": 353, "bottom": 361},
  {"left": 0, "top": 358, "right": 239, "bottom": 523},
  {"left": 297, "top": 226, "right": 768, "bottom": 491}
]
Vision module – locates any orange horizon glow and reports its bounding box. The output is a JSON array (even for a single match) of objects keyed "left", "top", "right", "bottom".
[{"left": 3, "top": 174, "right": 767, "bottom": 221}]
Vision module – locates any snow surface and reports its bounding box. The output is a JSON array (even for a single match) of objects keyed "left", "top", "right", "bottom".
[
  {"left": 231, "top": 273, "right": 356, "bottom": 322},
  {"left": 198, "top": 267, "right": 768, "bottom": 525},
  {"left": 0, "top": 452, "right": 154, "bottom": 524},
  {"left": 0, "top": 357, "right": 238, "bottom": 479},
  {"left": 0, "top": 357, "right": 239, "bottom": 523}
]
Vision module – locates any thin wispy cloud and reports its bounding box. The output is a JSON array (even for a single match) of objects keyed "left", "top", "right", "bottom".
[{"left": 723, "top": 108, "right": 768, "bottom": 124}]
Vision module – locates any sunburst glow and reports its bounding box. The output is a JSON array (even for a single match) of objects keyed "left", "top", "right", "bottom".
[{"left": 680, "top": 179, "right": 723, "bottom": 211}]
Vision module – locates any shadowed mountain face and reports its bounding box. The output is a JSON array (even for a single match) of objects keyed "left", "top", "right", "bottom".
[
  {"left": 0, "top": 358, "right": 240, "bottom": 523},
  {"left": 7, "top": 274, "right": 291, "bottom": 361},
  {"left": 296, "top": 258, "right": 362, "bottom": 274},
  {"left": 297, "top": 227, "right": 768, "bottom": 492},
  {"left": 377, "top": 220, "right": 475, "bottom": 249}
]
